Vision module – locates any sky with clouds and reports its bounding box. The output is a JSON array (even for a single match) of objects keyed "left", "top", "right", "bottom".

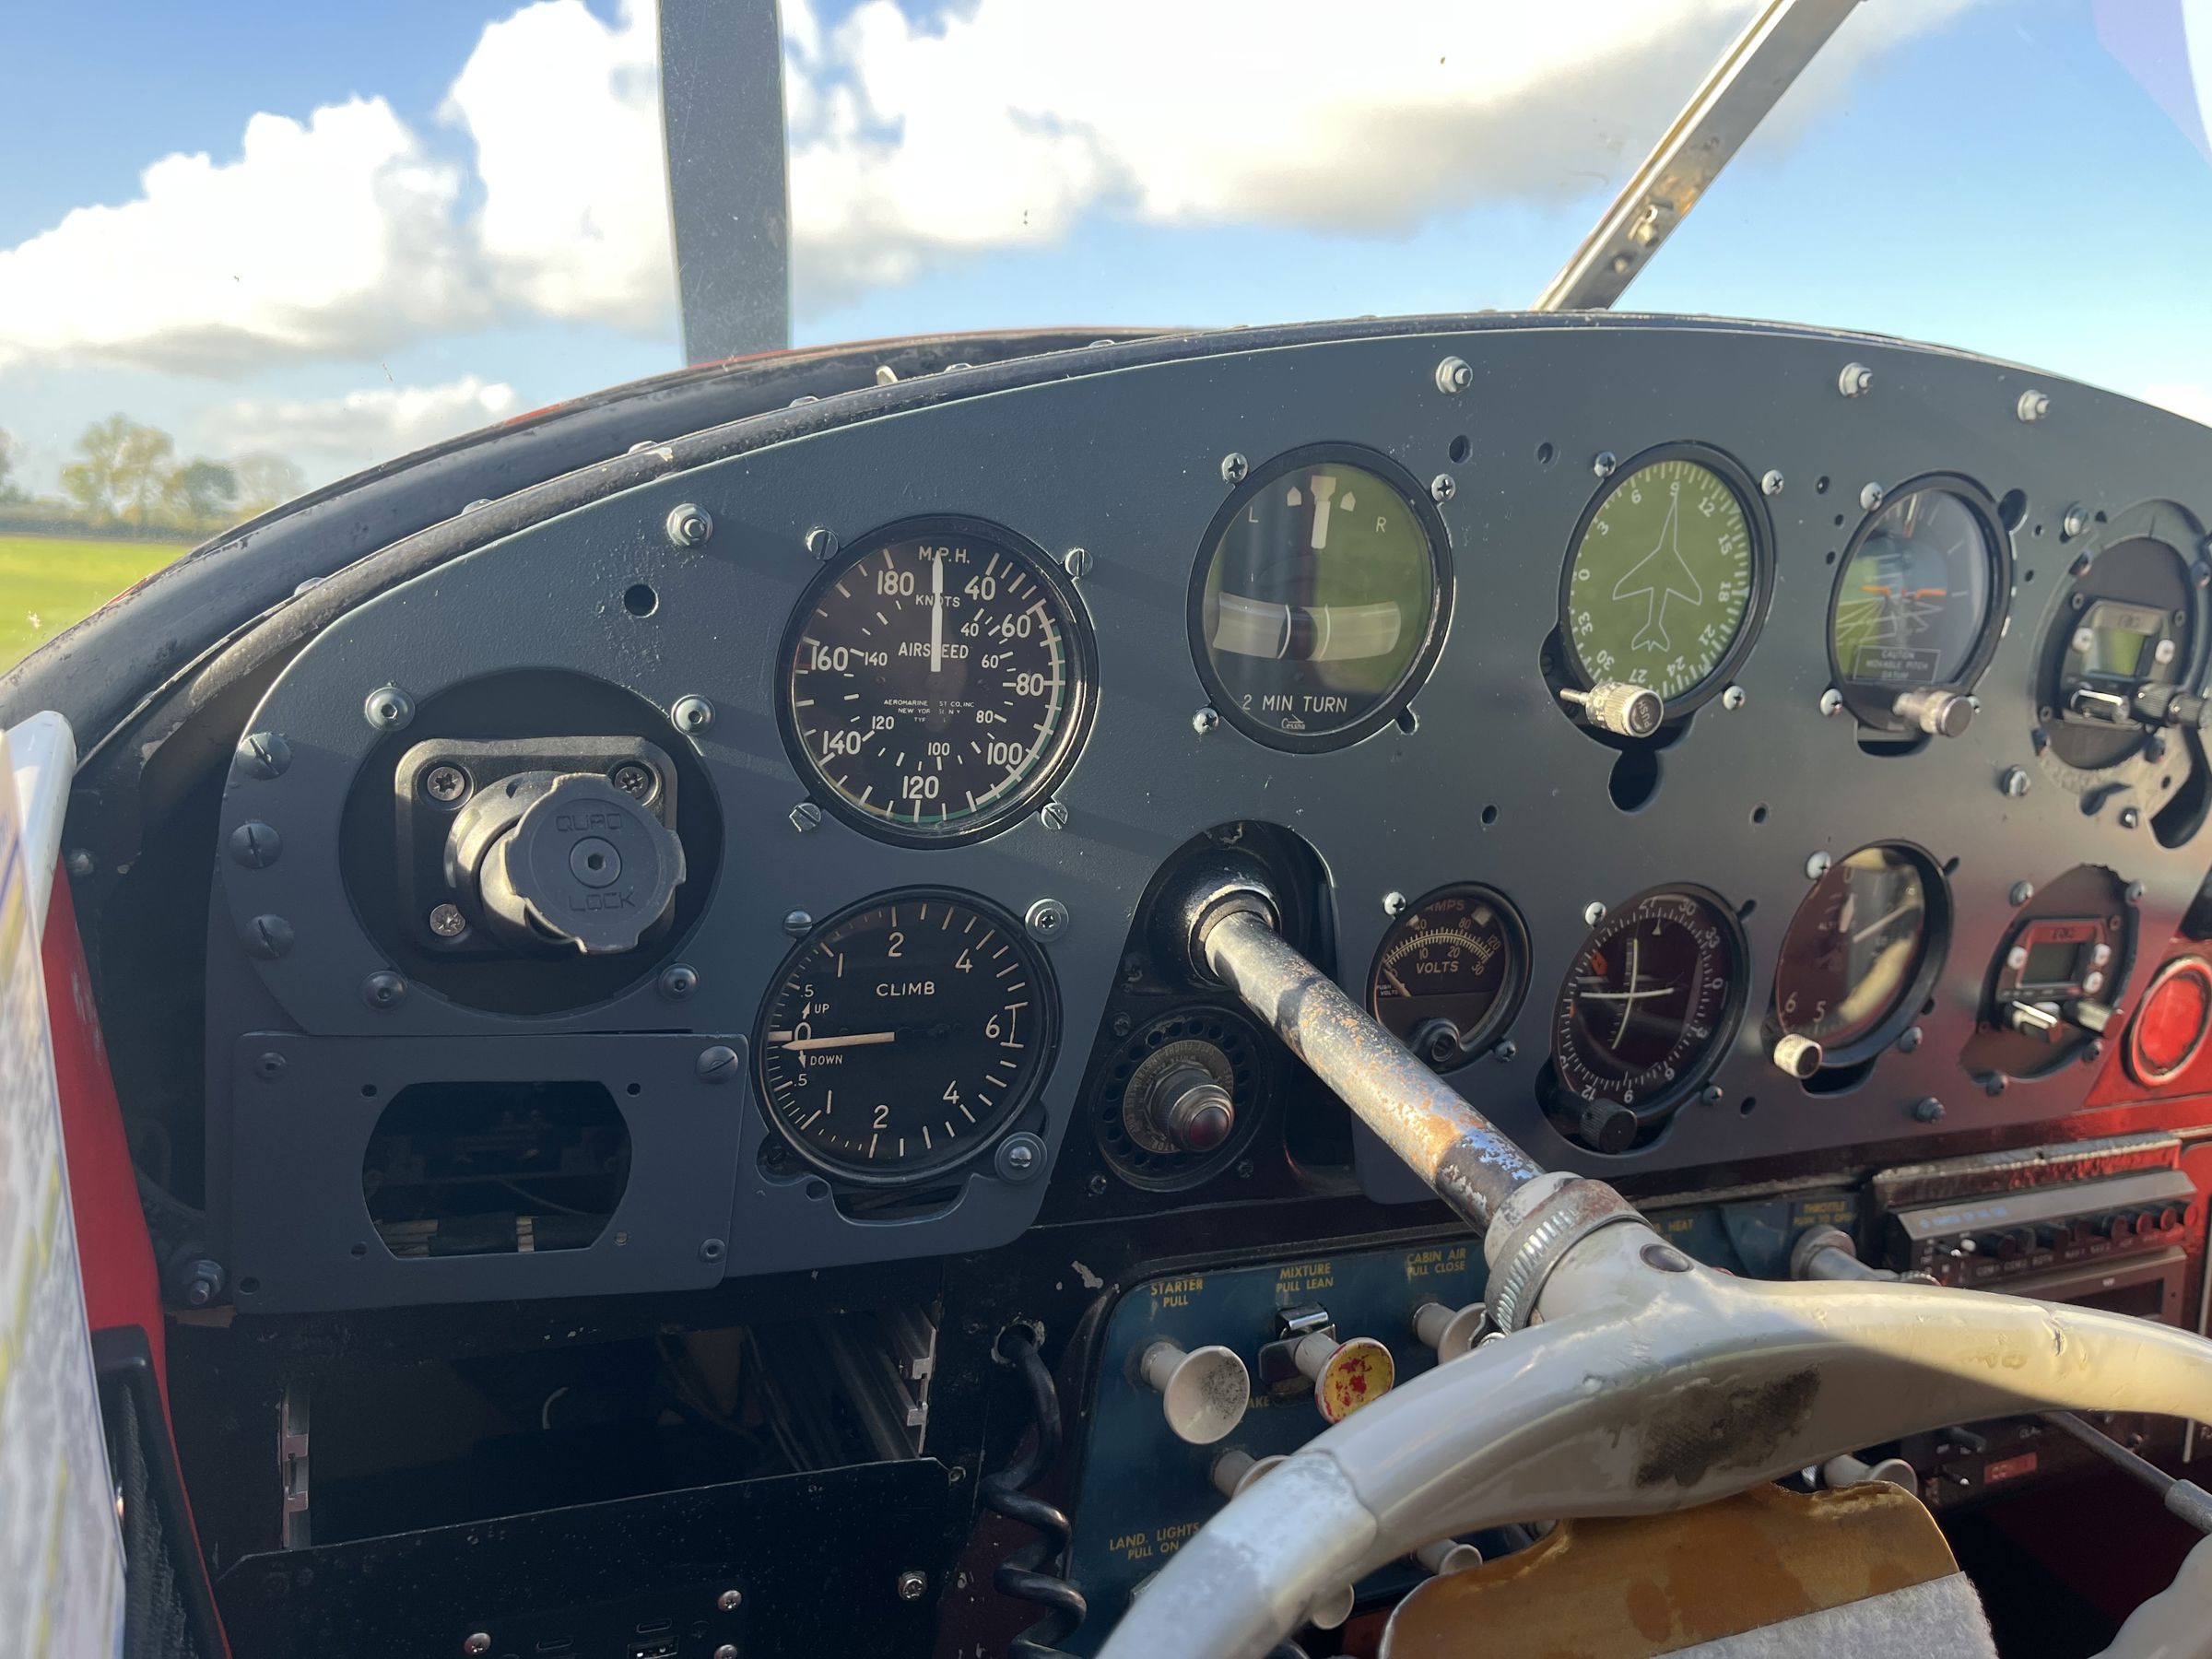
[{"left": 3, "top": 0, "right": 2210, "bottom": 495}]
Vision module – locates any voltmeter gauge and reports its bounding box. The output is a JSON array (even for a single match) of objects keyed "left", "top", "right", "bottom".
[
  {"left": 1829, "top": 479, "right": 2007, "bottom": 729},
  {"left": 779, "top": 519, "right": 1095, "bottom": 844},
  {"left": 1552, "top": 888, "right": 1744, "bottom": 1146},
  {"left": 1191, "top": 444, "right": 1451, "bottom": 752},
  {"left": 754, "top": 892, "right": 1056, "bottom": 1184},
  {"left": 1559, "top": 445, "right": 1770, "bottom": 712},
  {"left": 1368, "top": 885, "right": 1528, "bottom": 1070}
]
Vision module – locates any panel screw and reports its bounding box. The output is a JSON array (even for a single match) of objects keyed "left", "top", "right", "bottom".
[
  {"left": 782, "top": 910, "right": 813, "bottom": 938},
  {"left": 1430, "top": 474, "right": 1456, "bottom": 503},
  {"left": 1382, "top": 891, "right": 1407, "bottom": 916},
  {"left": 1494, "top": 1039, "right": 1518, "bottom": 1064},
  {"left": 1220, "top": 452, "right": 1248, "bottom": 484},
  {"left": 1911, "top": 1096, "right": 1945, "bottom": 1124},
  {"left": 1434, "top": 356, "right": 1474, "bottom": 394},
  {"left": 1860, "top": 482, "right": 1885, "bottom": 512},
  {"left": 228, "top": 821, "right": 282, "bottom": 868},
  {"left": 1998, "top": 766, "right": 2031, "bottom": 798},
  {"left": 236, "top": 731, "right": 292, "bottom": 780},
  {"left": 1720, "top": 684, "right": 1747, "bottom": 711},
  {"left": 697, "top": 1045, "right": 742, "bottom": 1083},
  {"left": 1039, "top": 800, "right": 1070, "bottom": 832},
  {"left": 2017, "top": 389, "right": 2051, "bottom": 423},
  {"left": 1111, "top": 1014, "right": 1132, "bottom": 1038},
  {"left": 1760, "top": 469, "right": 1784, "bottom": 497},
  {"left": 789, "top": 801, "right": 822, "bottom": 834},
  {"left": 1818, "top": 688, "right": 1844, "bottom": 717},
  {"left": 671, "top": 694, "right": 714, "bottom": 734},
  {"left": 65, "top": 849, "right": 94, "bottom": 877},
  {"left": 253, "top": 1052, "right": 287, "bottom": 1082},
  {"left": 717, "top": 1590, "right": 744, "bottom": 1613},
  {"left": 2119, "top": 806, "right": 2142, "bottom": 830},
  {"left": 1026, "top": 898, "right": 1069, "bottom": 942},
  {"left": 610, "top": 762, "right": 653, "bottom": 798},
  {"left": 1700, "top": 1084, "right": 1724, "bottom": 1104},
  {"left": 2007, "top": 880, "right": 2035, "bottom": 906},
  {"left": 465, "top": 1636, "right": 491, "bottom": 1655},
  {"left": 1592, "top": 451, "right": 1618, "bottom": 480},
  {"left": 360, "top": 971, "right": 408, "bottom": 1011},
  {"left": 429, "top": 903, "right": 466, "bottom": 938},
  {"left": 363, "top": 686, "right": 414, "bottom": 731},
  {"left": 1896, "top": 1025, "right": 1923, "bottom": 1054},
  {"left": 995, "top": 1133, "right": 1045, "bottom": 1182},
  {"left": 424, "top": 764, "right": 469, "bottom": 804},
  {"left": 1838, "top": 362, "right": 1873, "bottom": 397},
  {"left": 1063, "top": 547, "right": 1093, "bottom": 580},
  {"left": 242, "top": 914, "right": 295, "bottom": 960},
  {"left": 699, "top": 1238, "right": 725, "bottom": 1262},
  {"left": 1086, "top": 1172, "right": 1109, "bottom": 1196},
  {"left": 805, "top": 525, "right": 839, "bottom": 562},
  {"left": 2063, "top": 502, "right": 2092, "bottom": 538},
  {"left": 1582, "top": 900, "right": 1606, "bottom": 926},
  {"left": 1192, "top": 706, "right": 1220, "bottom": 735},
  {"left": 659, "top": 963, "right": 699, "bottom": 1000},
  {"left": 1806, "top": 852, "right": 1831, "bottom": 879},
  {"left": 665, "top": 503, "right": 713, "bottom": 547},
  {"left": 2125, "top": 880, "right": 2147, "bottom": 903},
  {"left": 713, "top": 1648, "right": 738, "bottom": 1659},
  {"left": 897, "top": 1570, "right": 928, "bottom": 1602}
]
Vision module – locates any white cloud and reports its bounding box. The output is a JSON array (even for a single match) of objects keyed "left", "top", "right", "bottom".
[
  {"left": 0, "top": 99, "right": 483, "bottom": 376},
  {"left": 2145, "top": 383, "right": 2212, "bottom": 429},
  {"left": 200, "top": 375, "right": 519, "bottom": 476}
]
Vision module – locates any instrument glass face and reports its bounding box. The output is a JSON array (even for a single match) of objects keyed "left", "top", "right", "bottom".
[
  {"left": 782, "top": 524, "right": 1089, "bottom": 841},
  {"left": 1367, "top": 886, "right": 1526, "bottom": 1070},
  {"left": 1831, "top": 487, "right": 1999, "bottom": 691},
  {"left": 754, "top": 894, "right": 1053, "bottom": 1182},
  {"left": 1194, "top": 450, "right": 1444, "bottom": 748},
  {"left": 1562, "top": 454, "right": 1757, "bottom": 704},
  {"left": 1774, "top": 844, "right": 1935, "bottom": 1053},
  {"left": 1553, "top": 890, "right": 1740, "bottom": 1110}
]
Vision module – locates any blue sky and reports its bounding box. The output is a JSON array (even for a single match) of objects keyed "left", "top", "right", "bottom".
[{"left": 2, "top": 0, "right": 2208, "bottom": 496}]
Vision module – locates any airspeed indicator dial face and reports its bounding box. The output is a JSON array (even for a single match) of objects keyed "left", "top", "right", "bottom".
[
  {"left": 1561, "top": 450, "right": 1765, "bottom": 708},
  {"left": 781, "top": 521, "right": 1094, "bottom": 843},
  {"left": 754, "top": 893, "right": 1056, "bottom": 1183}
]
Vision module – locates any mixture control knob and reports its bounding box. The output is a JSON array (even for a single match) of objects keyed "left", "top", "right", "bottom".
[
  {"left": 1411, "top": 1300, "right": 1487, "bottom": 1362},
  {"left": 1123, "top": 1041, "right": 1238, "bottom": 1156},
  {"left": 1771, "top": 1033, "right": 1823, "bottom": 1079},
  {"left": 1137, "top": 1340, "right": 1251, "bottom": 1445},
  {"left": 1892, "top": 687, "right": 1975, "bottom": 738},
  {"left": 447, "top": 771, "right": 686, "bottom": 955},
  {"left": 1291, "top": 1332, "right": 1396, "bottom": 1423},
  {"left": 1209, "top": 1449, "right": 1285, "bottom": 1499},
  {"left": 1412, "top": 1539, "right": 1485, "bottom": 1576},
  {"left": 1822, "top": 1452, "right": 1918, "bottom": 1490},
  {"left": 1559, "top": 680, "right": 1664, "bottom": 738}
]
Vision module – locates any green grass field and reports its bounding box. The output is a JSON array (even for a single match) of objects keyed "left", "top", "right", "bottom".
[{"left": 0, "top": 533, "right": 191, "bottom": 672}]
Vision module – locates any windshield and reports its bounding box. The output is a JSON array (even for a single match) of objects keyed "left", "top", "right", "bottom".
[{"left": 2, "top": 0, "right": 2207, "bottom": 668}]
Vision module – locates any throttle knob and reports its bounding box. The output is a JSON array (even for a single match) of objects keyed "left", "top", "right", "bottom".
[
  {"left": 1124, "top": 1040, "right": 1239, "bottom": 1155},
  {"left": 448, "top": 771, "right": 686, "bottom": 955}
]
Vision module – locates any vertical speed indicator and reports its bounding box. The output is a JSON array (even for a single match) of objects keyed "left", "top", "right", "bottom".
[{"left": 778, "top": 518, "right": 1096, "bottom": 844}]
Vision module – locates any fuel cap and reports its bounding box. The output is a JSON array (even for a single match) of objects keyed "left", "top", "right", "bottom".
[{"left": 466, "top": 772, "right": 686, "bottom": 954}]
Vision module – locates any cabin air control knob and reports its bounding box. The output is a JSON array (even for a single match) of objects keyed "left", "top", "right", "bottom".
[
  {"left": 1123, "top": 1040, "right": 1238, "bottom": 1155},
  {"left": 1137, "top": 1339, "right": 1252, "bottom": 1444},
  {"left": 1559, "top": 680, "right": 1664, "bottom": 738},
  {"left": 1411, "top": 1300, "right": 1487, "bottom": 1362},
  {"left": 446, "top": 771, "right": 685, "bottom": 954}
]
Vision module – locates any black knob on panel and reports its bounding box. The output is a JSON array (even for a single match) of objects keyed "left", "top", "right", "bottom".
[{"left": 1578, "top": 1099, "right": 1639, "bottom": 1154}]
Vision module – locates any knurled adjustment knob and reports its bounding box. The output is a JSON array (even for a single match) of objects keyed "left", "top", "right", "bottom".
[
  {"left": 1892, "top": 687, "right": 1975, "bottom": 738},
  {"left": 1124, "top": 1040, "right": 1238, "bottom": 1155},
  {"left": 1291, "top": 1331, "right": 1396, "bottom": 1424},
  {"left": 1560, "top": 680, "right": 1664, "bottom": 738},
  {"left": 450, "top": 771, "right": 686, "bottom": 955},
  {"left": 1138, "top": 1339, "right": 1252, "bottom": 1445},
  {"left": 1771, "top": 1033, "right": 1823, "bottom": 1078}
]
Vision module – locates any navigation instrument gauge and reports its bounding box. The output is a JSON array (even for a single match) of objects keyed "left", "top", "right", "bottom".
[
  {"left": 1829, "top": 479, "right": 2007, "bottom": 729},
  {"left": 779, "top": 518, "right": 1095, "bottom": 844},
  {"left": 1367, "top": 885, "right": 1529, "bottom": 1070},
  {"left": 1559, "top": 445, "right": 1770, "bottom": 713},
  {"left": 1552, "top": 888, "right": 1744, "bottom": 1147},
  {"left": 2037, "top": 516, "right": 2206, "bottom": 777},
  {"left": 1773, "top": 844, "right": 1945, "bottom": 1063},
  {"left": 754, "top": 892, "right": 1057, "bottom": 1184},
  {"left": 1191, "top": 444, "right": 1451, "bottom": 752}
]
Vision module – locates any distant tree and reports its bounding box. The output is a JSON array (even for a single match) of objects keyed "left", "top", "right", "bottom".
[
  {"left": 0, "top": 428, "right": 22, "bottom": 504},
  {"left": 233, "top": 453, "right": 307, "bottom": 519},
  {"left": 61, "top": 414, "right": 176, "bottom": 524},
  {"left": 162, "top": 459, "right": 240, "bottom": 531}
]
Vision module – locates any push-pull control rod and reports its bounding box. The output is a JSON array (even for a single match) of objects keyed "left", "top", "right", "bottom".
[{"left": 1171, "top": 860, "right": 1546, "bottom": 1232}]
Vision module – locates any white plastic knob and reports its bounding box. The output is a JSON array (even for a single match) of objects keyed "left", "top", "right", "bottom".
[
  {"left": 1209, "top": 1449, "right": 1285, "bottom": 1499},
  {"left": 1821, "top": 1451, "right": 1918, "bottom": 1490},
  {"left": 1305, "top": 1583, "right": 1357, "bottom": 1630},
  {"left": 1411, "top": 1300, "right": 1487, "bottom": 1362},
  {"left": 1414, "top": 1538, "right": 1485, "bottom": 1575},
  {"left": 1139, "top": 1340, "right": 1252, "bottom": 1445}
]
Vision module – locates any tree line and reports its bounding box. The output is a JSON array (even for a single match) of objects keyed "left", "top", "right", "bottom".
[{"left": 0, "top": 417, "right": 305, "bottom": 537}]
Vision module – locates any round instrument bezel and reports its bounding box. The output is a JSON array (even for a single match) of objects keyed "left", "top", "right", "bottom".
[
  {"left": 2125, "top": 955, "right": 2212, "bottom": 1088},
  {"left": 1770, "top": 841, "right": 1952, "bottom": 1070},
  {"left": 1364, "top": 882, "right": 1531, "bottom": 1071}
]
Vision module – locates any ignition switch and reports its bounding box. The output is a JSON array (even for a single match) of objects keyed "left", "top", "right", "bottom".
[{"left": 446, "top": 771, "right": 687, "bottom": 954}]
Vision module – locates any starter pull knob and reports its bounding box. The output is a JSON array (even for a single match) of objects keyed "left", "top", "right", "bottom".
[
  {"left": 1138, "top": 1340, "right": 1251, "bottom": 1444},
  {"left": 1411, "top": 1300, "right": 1487, "bottom": 1362},
  {"left": 1892, "top": 687, "right": 1974, "bottom": 738},
  {"left": 1291, "top": 1332, "right": 1396, "bottom": 1423},
  {"left": 1771, "top": 1033, "right": 1823, "bottom": 1078},
  {"left": 1560, "top": 680, "right": 1664, "bottom": 738}
]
